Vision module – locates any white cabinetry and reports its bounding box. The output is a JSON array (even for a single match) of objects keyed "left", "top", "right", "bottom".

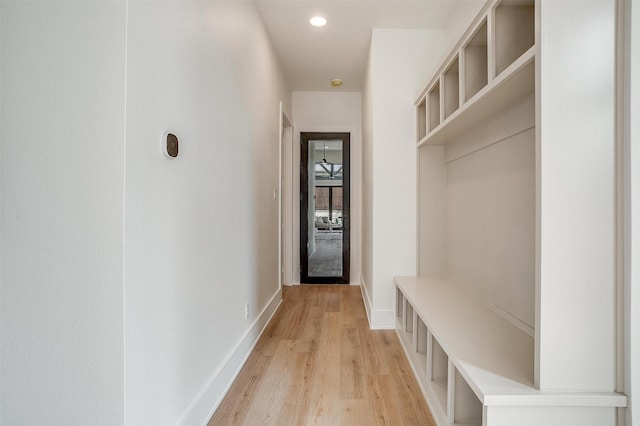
[{"left": 396, "top": 0, "right": 627, "bottom": 424}]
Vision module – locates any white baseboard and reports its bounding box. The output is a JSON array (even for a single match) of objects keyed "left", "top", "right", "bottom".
[
  {"left": 371, "top": 309, "right": 395, "bottom": 330},
  {"left": 360, "top": 273, "right": 373, "bottom": 324},
  {"left": 359, "top": 274, "right": 395, "bottom": 330},
  {"left": 176, "top": 288, "right": 283, "bottom": 426}
]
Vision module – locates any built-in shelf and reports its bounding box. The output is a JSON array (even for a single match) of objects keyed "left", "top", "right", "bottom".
[
  {"left": 397, "top": 276, "right": 533, "bottom": 402},
  {"left": 415, "top": 0, "right": 536, "bottom": 148},
  {"left": 395, "top": 276, "right": 627, "bottom": 425},
  {"left": 395, "top": 276, "right": 627, "bottom": 411},
  {"left": 407, "top": 0, "right": 627, "bottom": 424},
  {"left": 418, "top": 48, "right": 534, "bottom": 147}
]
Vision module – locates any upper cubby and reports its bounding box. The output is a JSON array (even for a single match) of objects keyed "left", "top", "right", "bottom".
[
  {"left": 416, "top": 0, "right": 535, "bottom": 147},
  {"left": 463, "top": 20, "right": 488, "bottom": 102},
  {"left": 443, "top": 56, "right": 460, "bottom": 120},
  {"left": 494, "top": 0, "right": 535, "bottom": 76}
]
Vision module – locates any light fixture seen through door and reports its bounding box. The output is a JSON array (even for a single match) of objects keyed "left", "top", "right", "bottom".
[
  {"left": 309, "top": 16, "right": 327, "bottom": 27},
  {"left": 317, "top": 143, "right": 342, "bottom": 180}
]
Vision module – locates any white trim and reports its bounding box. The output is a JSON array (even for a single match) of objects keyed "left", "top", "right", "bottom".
[
  {"left": 480, "top": 296, "right": 534, "bottom": 337},
  {"left": 624, "top": 1, "right": 640, "bottom": 424},
  {"left": 370, "top": 309, "right": 395, "bottom": 330},
  {"left": 360, "top": 273, "right": 373, "bottom": 325},
  {"left": 279, "top": 103, "right": 293, "bottom": 288},
  {"left": 278, "top": 102, "right": 283, "bottom": 290},
  {"left": 122, "top": 1, "right": 129, "bottom": 423},
  {"left": 175, "top": 288, "right": 283, "bottom": 426},
  {"left": 360, "top": 274, "right": 395, "bottom": 330}
]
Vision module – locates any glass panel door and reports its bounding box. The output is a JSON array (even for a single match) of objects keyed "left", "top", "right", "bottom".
[{"left": 300, "top": 133, "right": 350, "bottom": 284}]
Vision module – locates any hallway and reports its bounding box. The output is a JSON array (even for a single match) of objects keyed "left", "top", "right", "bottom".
[{"left": 209, "top": 285, "right": 435, "bottom": 425}]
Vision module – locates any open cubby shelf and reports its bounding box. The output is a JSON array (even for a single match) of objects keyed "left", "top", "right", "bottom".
[
  {"left": 463, "top": 20, "right": 488, "bottom": 101},
  {"left": 494, "top": 0, "right": 535, "bottom": 76},
  {"left": 394, "top": 277, "right": 626, "bottom": 426},
  {"left": 416, "top": 0, "right": 535, "bottom": 148},
  {"left": 419, "top": 48, "right": 534, "bottom": 147}
]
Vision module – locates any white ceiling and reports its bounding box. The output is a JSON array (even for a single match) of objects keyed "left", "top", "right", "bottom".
[{"left": 255, "top": 0, "right": 458, "bottom": 92}]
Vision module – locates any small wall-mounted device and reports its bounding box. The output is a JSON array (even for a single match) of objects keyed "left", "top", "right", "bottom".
[{"left": 163, "top": 133, "right": 179, "bottom": 158}]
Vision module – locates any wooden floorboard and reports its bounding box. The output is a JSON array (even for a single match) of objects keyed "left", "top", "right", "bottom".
[{"left": 208, "top": 285, "right": 436, "bottom": 426}]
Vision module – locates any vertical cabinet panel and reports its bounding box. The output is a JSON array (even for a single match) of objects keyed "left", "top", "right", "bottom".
[
  {"left": 417, "top": 98, "right": 427, "bottom": 141},
  {"left": 428, "top": 83, "right": 441, "bottom": 131}
]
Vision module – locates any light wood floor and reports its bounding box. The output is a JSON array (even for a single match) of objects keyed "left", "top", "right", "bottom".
[{"left": 208, "top": 285, "right": 436, "bottom": 426}]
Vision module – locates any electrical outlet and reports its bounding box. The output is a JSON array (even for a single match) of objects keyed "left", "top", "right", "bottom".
[{"left": 244, "top": 303, "right": 249, "bottom": 320}]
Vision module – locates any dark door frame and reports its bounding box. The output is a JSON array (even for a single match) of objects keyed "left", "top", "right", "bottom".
[{"left": 300, "top": 132, "right": 350, "bottom": 284}]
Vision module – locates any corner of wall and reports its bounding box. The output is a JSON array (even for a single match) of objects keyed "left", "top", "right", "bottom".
[{"left": 359, "top": 275, "right": 395, "bottom": 330}]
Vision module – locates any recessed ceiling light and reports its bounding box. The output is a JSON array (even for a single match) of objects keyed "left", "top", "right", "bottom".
[
  {"left": 309, "top": 16, "right": 327, "bottom": 27},
  {"left": 331, "top": 79, "right": 343, "bottom": 87}
]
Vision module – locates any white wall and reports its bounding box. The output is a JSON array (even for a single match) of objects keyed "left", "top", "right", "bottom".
[
  {"left": 444, "top": 0, "right": 486, "bottom": 52},
  {"left": 1, "top": 1, "right": 290, "bottom": 425},
  {"left": 125, "top": 2, "right": 289, "bottom": 425},
  {"left": 361, "top": 29, "right": 444, "bottom": 328},
  {"left": 291, "top": 91, "right": 362, "bottom": 285},
  {"left": 0, "top": 2, "right": 126, "bottom": 424}
]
